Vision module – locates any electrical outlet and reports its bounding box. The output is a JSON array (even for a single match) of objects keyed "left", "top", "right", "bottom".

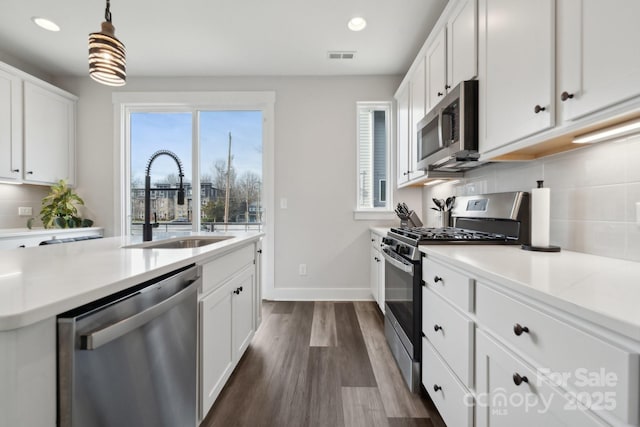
[
  {"left": 636, "top": 202, "right": 640, "bottom": 225},
  {"left": 280, "top": 198, "right": 288, "bottom": 209},
  {"left": 18, "top": 207, "right": 32, "bottom": 216},
  {"left": 299, "top": 264, "right": 307, "bottom": 276}
]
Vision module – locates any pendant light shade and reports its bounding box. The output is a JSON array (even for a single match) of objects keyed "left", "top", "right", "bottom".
[{"left": 88, "top": 0, "right": 126, "bottom": 86}]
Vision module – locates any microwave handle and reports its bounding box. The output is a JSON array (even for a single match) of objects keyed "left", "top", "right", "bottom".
[{"left": 437, "top": 108, "right": 445, "bottom": 148}]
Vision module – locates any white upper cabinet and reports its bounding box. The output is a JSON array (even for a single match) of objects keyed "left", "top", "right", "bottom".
[
  {"left": 0, "top": 69, "right": 22, "bottom": 182},
  {"left": 23, "top": 81, "right": 76, "bottom": 185},
  {"left": 447, "top": 0, "right": 478, "bottom": 88},
  {"left": 396, "top": 83, "right": 411, "bottom": 186},
  {"left": 0, "top": 61, "right": 77, "bottom": 186},
  {"left": 409, "top": 58, "right": 426, "bottom": 181},
  {"left": 478, "top": 0, "right": 555, "bottom": 154},
  {"left": 426, "top": 29, "right": 447, "bottom": 112},
  {"left": 557, "top": 0, "right": 640, "bottom": 122}
]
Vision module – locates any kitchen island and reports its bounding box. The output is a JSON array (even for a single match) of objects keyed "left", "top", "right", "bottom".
[{"left": 0, "top": 231, "right": 263, "bottom": 427}]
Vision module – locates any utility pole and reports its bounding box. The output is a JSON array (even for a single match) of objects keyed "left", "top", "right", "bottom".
[{"left": 224, "top": 132, "right": 232, "bottom": 231}]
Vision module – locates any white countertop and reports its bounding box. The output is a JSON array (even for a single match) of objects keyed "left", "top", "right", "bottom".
[
  {"left": 419, "top": 245, "right": 640, "bottom": 342},
  {"left": 0, "top": 231, "right": 262, "bottom": 331},
  {"left": 0, "top": 227, "right": 103, "bottom": 239}
]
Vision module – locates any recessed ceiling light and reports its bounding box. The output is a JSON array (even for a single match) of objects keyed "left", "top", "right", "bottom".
[
  {"left": 32, "top": 17, "right": 60, "bottom": 32},
  {"left": 348, "top": 17, "right": 367, "bottom": 32}
]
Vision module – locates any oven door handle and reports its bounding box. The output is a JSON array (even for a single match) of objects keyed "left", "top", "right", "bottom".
[{"left": 381, "top": 249, "right": 414, "bottom": 275}]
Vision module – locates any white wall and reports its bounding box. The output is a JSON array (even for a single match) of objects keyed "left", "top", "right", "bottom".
[
  {"left": 0, "top": 184, "right": 48, "bottom": 228},
  {"left": 423, "top": 134, "right": 640, "bottom": 262},
  {"left": 53, "top": 75, "right": 422, "bottom": 299}
]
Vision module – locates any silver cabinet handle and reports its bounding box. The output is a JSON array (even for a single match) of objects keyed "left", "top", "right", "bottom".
[{"left": 80, "top": 277, "right": 200, "bottom": 350}]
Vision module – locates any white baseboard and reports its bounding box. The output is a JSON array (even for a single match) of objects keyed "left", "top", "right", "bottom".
[{"left": 263, "top": 287, "right": 374, "bottom": 301}]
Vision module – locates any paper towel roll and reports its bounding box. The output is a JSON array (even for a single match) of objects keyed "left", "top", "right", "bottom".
[{"left": 531, "top": 181, "right": 550, "bottom": 247}]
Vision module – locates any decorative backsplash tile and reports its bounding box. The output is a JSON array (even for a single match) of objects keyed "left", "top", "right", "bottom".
[{"left": 423, "top": 134, "right": 640, "bottom": 262}]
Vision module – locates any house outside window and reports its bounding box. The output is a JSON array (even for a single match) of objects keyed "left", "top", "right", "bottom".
[{"left": 355, "top": 101, "right": 393, "bottom": 219}]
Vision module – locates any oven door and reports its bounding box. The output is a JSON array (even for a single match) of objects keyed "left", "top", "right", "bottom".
[{"left": 382, "top": 248, "right": 416, "bottom": 355}]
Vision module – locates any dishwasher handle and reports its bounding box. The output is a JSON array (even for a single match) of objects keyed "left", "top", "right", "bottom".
[{"left": 80, "top": 276, "right": 200, "bottom": 350}]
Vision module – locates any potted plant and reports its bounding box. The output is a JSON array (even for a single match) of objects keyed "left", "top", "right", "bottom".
[{"left": 39, "top": 179, "right": 93, "bottom": 229}]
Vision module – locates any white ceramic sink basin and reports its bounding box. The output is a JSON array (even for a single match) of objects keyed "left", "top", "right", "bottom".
[{"left": 125, "top": 236, "right": 233, "bottom": 249}]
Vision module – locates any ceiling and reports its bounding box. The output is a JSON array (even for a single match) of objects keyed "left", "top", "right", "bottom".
[{"left": 0, "top": 0, "right": 448, "bottom": 78}]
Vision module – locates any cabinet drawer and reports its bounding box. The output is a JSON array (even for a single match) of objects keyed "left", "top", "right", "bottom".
[
  {"left": 422, "top": 338, "right": 473, "bottom": 427},
  {"left": 476, "top": 329, "right": 607, "bottom": 427},
  {"left": 201, "top": 244, "right": 254, "bottom": 295},
  {"left": 476, "top": 282, "right": 640, "bottom": 425},
  {"left": 370, "top": 232, "right": 383, "bottom": 250},
  {"left": 423, "top": 258, "right": 474, "bottom": 312},
  {"left": 423, "top": 286, "right": 474, "bottom": 387}
]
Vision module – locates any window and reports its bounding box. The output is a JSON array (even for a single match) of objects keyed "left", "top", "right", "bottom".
[
  {"left": 128, "top": 110, "right": 263, "bottom": 236},
  {"left": 355, "top": 102, "right": 392, "bottom": 217}
]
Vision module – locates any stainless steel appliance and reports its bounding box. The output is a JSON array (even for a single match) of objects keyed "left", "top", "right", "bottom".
[
  {"left": 58, "top": 264, "right": 201, "bottom": 427},
  {"left": 383, "top": 191, "right": 530, "bottom": 392},
  {"left": 416, "top": 80, "right": 480, "bottom": 172}
]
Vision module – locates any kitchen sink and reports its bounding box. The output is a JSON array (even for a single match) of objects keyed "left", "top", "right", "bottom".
[{"left": 125, "top": 236, "right": 233, "bottom": 249}]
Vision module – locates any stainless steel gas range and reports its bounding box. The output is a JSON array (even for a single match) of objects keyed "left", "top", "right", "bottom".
[{"left": 382, "top": 191, "right": 531, "bottom": 392}]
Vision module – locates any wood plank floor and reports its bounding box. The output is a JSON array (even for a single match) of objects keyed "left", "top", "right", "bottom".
[{"left": 202, "top": 301, "right": 446, "bottom": 427}]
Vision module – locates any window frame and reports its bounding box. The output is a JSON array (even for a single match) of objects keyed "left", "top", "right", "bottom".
[
  {"left": 112, "top": 91, "right": 276, "bottom": 297},
  {"left": 354, "top": 101, "right": 395, "bottom": 220}
]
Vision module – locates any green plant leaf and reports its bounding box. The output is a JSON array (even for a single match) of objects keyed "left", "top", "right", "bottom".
[{"left": 54, "top": 217, "right": 66, "bottom": 228}]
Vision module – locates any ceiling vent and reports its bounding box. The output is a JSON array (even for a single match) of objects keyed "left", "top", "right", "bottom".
[{"left": 327, "top": 51, "right": 356, "bottom": 60}]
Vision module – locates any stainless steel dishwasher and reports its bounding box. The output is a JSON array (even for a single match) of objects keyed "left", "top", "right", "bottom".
[{"left": 57, "top": 264, "right": 201, "bottom": 427}]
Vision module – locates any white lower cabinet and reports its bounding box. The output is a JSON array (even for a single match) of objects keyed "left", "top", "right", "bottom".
[
  {"left": 423, "top": 337, "right": 474, "bottom": 427},
  {"left": 199, "top": 245, "right": 256, "bottom": 421},
  {"left": 231, "top": 267, "right": 255, "bottom": 360},
  {"left": 199, "top": 281, "right": 234, "bottom": 419},
  {"left": 422, "top": 253, "right": 639, "bottom": 426},
  {"left": 370, "top": 231, "right": 385, "bottom": 312},
  {"left": 476, "top": 329, "right": 606, "bottom": 427},
  {"left": 476, "top": 282, "right": 639, "bottom": 425}
]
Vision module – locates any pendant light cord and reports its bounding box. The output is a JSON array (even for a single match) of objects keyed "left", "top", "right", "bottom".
[{"left": 105, "top": 0, "right": 112, "bottom": 23}]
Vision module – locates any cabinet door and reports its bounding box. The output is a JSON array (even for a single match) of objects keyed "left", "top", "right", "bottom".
[
  {"left": 476, "top": 330, "right": 606, "bottom": 427},
  {"left": 370, "top": 246, "right": 379, "bottom": 304},
  {"left": 396, "top": 85, "right": 411, "bottom": 186},
  {"left": 426, "top": 29, "right": 447, "bottom": 112},
  {"left": 23, "top": 81, "right": 75, "bottom": 185},
  {"left": 0, "top": 69, "right": 21, "bottom": 182},
  {"left": 231, "top": 267, "right": 255, "bottom": 361},
  {"left": 557, "top": 0, "right": 640, "bottom": 121},
  {"left": 479, "top": 0, "right": 555, "bottom": 154},
  {"left": 200, "top": 284, "right": 234, "bottom": 419},
  {"left": 376, "top": 250, "right": 385, "bottom": 313},
  {"left": 254, "top": 240, "right": 263, "bottom": 331},
  {"left": 447, "top": 0, "right": 478, "bottom": 88},
  {"left": 409, "top": 58, "right": 426, "bottom": 181}
]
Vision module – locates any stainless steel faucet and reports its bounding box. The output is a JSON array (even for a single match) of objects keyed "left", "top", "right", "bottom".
[{"left": 143, "top": 150, "right": 185, "bottom": 242}]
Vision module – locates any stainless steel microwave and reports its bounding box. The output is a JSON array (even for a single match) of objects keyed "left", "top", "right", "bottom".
[{"left": 416, "top": 80, "right": 480, "bottom": 172}]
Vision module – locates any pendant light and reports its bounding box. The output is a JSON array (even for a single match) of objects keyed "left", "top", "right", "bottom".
[{"left": 88, "top": 0, "right": 126, "bottom": 86}]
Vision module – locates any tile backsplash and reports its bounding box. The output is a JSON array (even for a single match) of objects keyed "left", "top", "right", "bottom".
[
  {"left": 423, "top": 133, "right": 640, "bottom": 262},
  {"left": 0, "top": 184, "right": 48, "bottom": 229}
]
